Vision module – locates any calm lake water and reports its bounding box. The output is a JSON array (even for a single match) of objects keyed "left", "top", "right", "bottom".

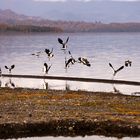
[{"left": 0, "top": 32, "right": 140, "bottom": 95}]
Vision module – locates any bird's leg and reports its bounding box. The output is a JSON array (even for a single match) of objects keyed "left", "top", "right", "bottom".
[{"left": 112, "top": 74, "right": 115, "bottom": 80}]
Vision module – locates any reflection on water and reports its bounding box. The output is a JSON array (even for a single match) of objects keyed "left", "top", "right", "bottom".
[
  {"left": 0, "top": 33, "right": 140, "bottom": 95},
  {"left": 10, "top": 136, "right": 140, "bottom": 140},
  {"left": 0, "top": 77, "right": 140, "bottom": 96}
]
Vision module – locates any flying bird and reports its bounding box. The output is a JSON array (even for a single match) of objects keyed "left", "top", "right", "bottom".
[
  {"left": 5, "top": 65, "right": 15, "bottom": 73},
  {"left": 45, "top": 48, "right": 54, "bottom": 60},
  {"left": 125, "top": 60, "right": 132, "bottom": 67},
  {"left": 109, "top": 63, "right": 124, "bottom": 77},
  {"left": 43, "top": 63, "right": 52, "bottom": 74},
  {"left": 78, "top": 57, "right": 91, "bottom": 67},
  {"left": 58, "top": 37, "right": 69, "bottom": 50},
  {"left": 31, "top": 51, "right": 42, "bottom": 57},
  {"left": 65, "top": 51, "right": 76, "bottom": 68},
  {"left": 65, "top": 58, "right": 76, "bottom": 68}
]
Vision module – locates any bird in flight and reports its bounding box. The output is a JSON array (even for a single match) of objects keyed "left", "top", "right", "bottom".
[
  {"left": 125, "top": 60, "right": 132, "bottom": 67},
  {"left": 31, "top": 51, "right": 42, "bottom": 57},
  {"left": 78, "top": 57, "right": 91, "bottom": 67},
  {"left": 65, "top": 51, "right": 76, "bottom": 68},
  {"left": 58, "top": 37, "right": 69, "bottom": 50},
  {"left": 5, "top": 65, "right": 15, "bottom": 73},
  {"left": 43, "top": 63, "right": 52, "bottom": 74},
  {"left": 109, "top": 63, "right": 124, "bottom": 77},
  {"left": 45, "top": 48, "right": 54, "bottom": 60}
]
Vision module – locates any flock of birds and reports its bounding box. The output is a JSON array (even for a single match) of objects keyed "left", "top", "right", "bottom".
[
  {"left": 0, "top": 37, "right": 132, "bottom": 80},
  {"left": 31, "top": 37, "right": 92, "bottom": 74}
]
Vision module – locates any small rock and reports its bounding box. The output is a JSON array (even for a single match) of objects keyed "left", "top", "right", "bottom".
[
  {"left": 29, "top": 113, "right": 32, "bottom": 117},
  {"left": 68, "top": 126, "right": 73, "bottom": 131}
]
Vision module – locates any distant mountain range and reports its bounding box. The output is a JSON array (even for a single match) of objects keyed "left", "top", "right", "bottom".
[
  {"left": 0, "top": 9, "right": 140, "bottom": 33},
  {"left": 0, "top": 0, "right": 140, "bottom": 23},
  {"left": 0, "top": 9, "right": 42, "bottom": 22}
]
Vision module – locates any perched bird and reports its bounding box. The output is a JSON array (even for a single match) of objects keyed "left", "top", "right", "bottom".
[
  {"left": 58, "top": 37, "right": 69, "bottom": 50},
  {"left": 109, "top": 63, "right": 124, "bottom": 76},
  {"left": 45, "top": 48, "right": 54, "bottom": 60},
  {"left": 31, "top": 51, "right": 42, "bottom": 57},
  {"left": 78, "top": 57, "right": 91, "bottom": 67},
  {"left": 125, "top": 60, "right": 132, "bottom": 67},
  {"left": 5, "top": 65, "right": 15, "bottom": 73},
  {"left": 43, "top": 63, "right": 52, "bottom": 74}
]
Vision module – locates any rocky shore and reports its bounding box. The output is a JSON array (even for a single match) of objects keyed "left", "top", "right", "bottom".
[{"left": 0, "top": 88, "right": 140, "bottom": 139}]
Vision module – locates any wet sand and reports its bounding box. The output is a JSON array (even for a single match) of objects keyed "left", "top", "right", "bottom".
[{"left": 0, "top": 88, "right": 140, "bottom": 139}]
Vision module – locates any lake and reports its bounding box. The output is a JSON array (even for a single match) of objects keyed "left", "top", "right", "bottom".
[{"left": 0, "top": 32, "right": 140, "bottom": 95}]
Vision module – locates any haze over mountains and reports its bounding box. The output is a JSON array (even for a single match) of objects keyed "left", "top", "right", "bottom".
[
  {"left": 0, "top": 0, "right": 140, "bottom": 23},
  {"left": 0, "top": 9, "right": 140, "bottom": 33}
]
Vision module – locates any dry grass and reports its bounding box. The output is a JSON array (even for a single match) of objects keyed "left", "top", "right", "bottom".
[
  {"left": 0, "top": 88, "right": 140, "bottom": 124},
  {"left": 0, "top": 88, "right": 140, "bottom": 138}
]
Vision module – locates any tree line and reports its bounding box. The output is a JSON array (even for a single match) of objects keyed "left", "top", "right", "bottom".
[
  {"left": 0, "top": 24, "right": 63, "bottom": 33},
  {"left": 1, "top": 22, "right": 140, "bottom": 33}
]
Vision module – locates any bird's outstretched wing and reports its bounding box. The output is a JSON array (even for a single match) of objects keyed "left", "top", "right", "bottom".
[
  {"left": 109, "top": 63, "right": 115, "bottom": 71},
  {"left": 51, "top": 48, "right": 53, "bottom": 53},
  {"left": 58, "top": 38, "right": 63, "bottom": 44},
  {"left": 68, "top": 51, "right": 73, "bottom": 58},
  {"left": 11, "top": 65, "right": 15, "bottom": 69},
  {"left": 65, "top": 37, "right": 69, "bottom": 44},
  {"left": 116, "top": 66, "right": 124, "bottom": 73},
  {"left": 65, "top": 59, "right": 71, "bottom": 68},
  {"left": 5, "top": 66, "right": 9, "bottom": 69},
  {"left": 48, "top": 65, "right": 52, "bottom": 72},
  {"left": 45, "top": 49, "right": 50, "bottom": 54}
]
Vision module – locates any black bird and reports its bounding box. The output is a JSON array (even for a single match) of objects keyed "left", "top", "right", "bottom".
[
  {"left": 5, "top": 65, "right": 15, "bottom": 73},
  {"left": 45, "top": 48, "right": 54, "bottom": 60},
  {"left": 65, "top": 51, "right": 76, "bottom": 68},
  {"left": 65, "top": 58, "right": 76, "bottom": 68},
  {"left": 125, "top": 60, "right": 132, "bottom": 67},
  {"left": 58, "top": 37, "right": 69, "bottom": 50},
  {"left": 43, "top": 63, "right": 52, "bottom": 74},
  {"left": 78, "top": 57, "right": 91, "bottom": 67},
  {"left": 109, "top": 63, "right": 124, "bottom": 76}
]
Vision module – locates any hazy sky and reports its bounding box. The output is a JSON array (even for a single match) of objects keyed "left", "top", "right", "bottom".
[
  {"left": 34, "top": 0, "right": 139, "bottom": 1},
  {"left": 0, "top": 0, "right": 140, "bottom": 22}
]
